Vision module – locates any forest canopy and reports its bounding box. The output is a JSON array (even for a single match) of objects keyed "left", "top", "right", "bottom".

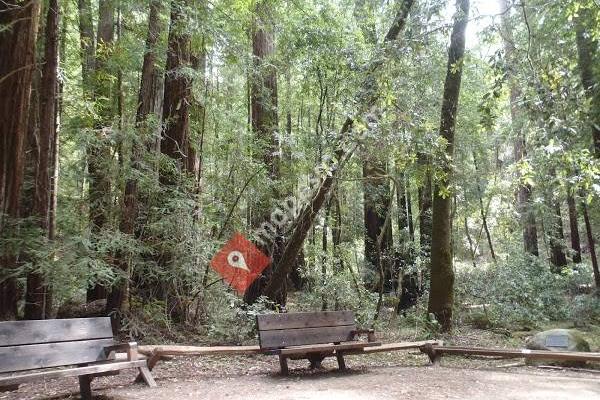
[{"left": 1, "top": 0, "right": 599, "bottom": 339}]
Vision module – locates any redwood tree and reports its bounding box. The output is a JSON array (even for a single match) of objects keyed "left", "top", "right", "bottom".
[
  {"left": 498, "top": 0, "right": 539, "bottom": 256},
  {"left": 24, "top": 0, "right": 60, "bottom": 320},
  {"left": 0, "top": 0, "right": 41, "bottom": 319},
  {"left": 244, "top": 0, "right": 281, "bottom": 304},
  {"left": 427, "top": 0, "right": 470, "bottom": 331},
  {"left": 106, "top": 0, "right": 166, "bottom": 318}
]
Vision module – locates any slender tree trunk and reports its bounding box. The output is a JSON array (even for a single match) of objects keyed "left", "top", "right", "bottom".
[
  {"left": 0, "top": 0, "right": 42, "bottom": 319},
  {"left": 582, "top": 201, "right": 600, "bottom": 289},
  {"left": 363, "top": 163, "right": 394, "bottom": 291},
  {"left": 428, "top": 0, "right": 469, "bottom": 332},
  {"left": 498, "top": 0, "right": 539, "bottom": 256},
  {"left": 549, "top": 200, "right": 568, "bottom": 271},
  {"left": 464, "top": 216, "right": 477, "bottom": 268},
  {"left": 473, "top": 152, "right": 495, "bottom": 261},
  {"left": 575, "top": 6, "right": 600, "bottom": 156},
  {"left": 567, "top": 193, "right": 582, "bottom": 263},
  {"left": 24, "top": 0, "right": 59, "bottom": 320},
  {"left": 396, "top": 171, "right": 419, "bottom": 313},
  {"left": 418, "top": 159, "right": 433, "bottom": 263}
]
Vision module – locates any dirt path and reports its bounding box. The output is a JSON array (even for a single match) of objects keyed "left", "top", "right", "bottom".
[
  {"left": 106, "top": 365, "right": 599, "bottom": 400},
  {"left": 2, "top": 354, "right": 599, "bottom": 400}
]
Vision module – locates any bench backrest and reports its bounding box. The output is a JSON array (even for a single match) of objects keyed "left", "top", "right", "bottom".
[
  {"left": 257, "top": 311, "right": 356, "bottom": 350},
  {"left": 0, "top": 317, "right": 115, "bottom": 373}
]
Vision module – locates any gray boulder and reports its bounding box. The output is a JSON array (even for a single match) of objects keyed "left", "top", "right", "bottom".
[{"left": 525, "top": 328, "right": 590, "bottom": 366}]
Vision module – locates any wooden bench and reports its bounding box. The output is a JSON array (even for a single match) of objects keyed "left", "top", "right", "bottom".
[
  {"left": 257, "top": 310, "right": 380, "bottom": 375},
  {"left": 0, "top": 317, "right": 156, "bottom": 399}
]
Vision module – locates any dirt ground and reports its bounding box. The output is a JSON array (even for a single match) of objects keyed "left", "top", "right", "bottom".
[{"left": 2, "top": 353, "right": 599, "bottom": 400}]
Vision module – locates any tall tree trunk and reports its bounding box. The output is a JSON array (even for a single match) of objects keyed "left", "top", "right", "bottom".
[
  {"left": 575, "top": 6, "right": 600, "bottom": 156},
  {"left": 86, "top": 0, "right": 116, "bottom": 302},
  {"left": 78, "top": 0, "right": 95, "bottom": 92},
  {"left": 24, "top": 0, "right": 60, "bottom": 320},
  {"left": 0, "top": 0, "right": 41, "bottom": 319},
  {"left": 355, "top": 0, "right": 394, "bottom": 294},
  {"left": 582, "top": 201, "right": 600, "bottom": 289},
  {"left": 418, "top": 158, "right": 433, "bottom": 263},
  {"left": 498, "top": 0, "right": 539, "bottom": 256},
  {"left": 397, "top": 172, "right": 420, "bottom": 314},
  {"left": 567, "top": 193, "right": 582, "bottom": 264},
  {"left": 106, "top": 0, "right": 166, "bottom": 322},
  {"left": 363, "top": 163, "right": 394, "bottom": 292},
  {"left": 158, "top": 0, "right": 194, "bottom": 321},
  {"left": 243, "top": 0, "right": 281, "bottom": 304},
  {"left": 473, "top": 152, "right": 495, "bottom": 261},
  {"left": 549, "top": 201, "right": 568, "bottom": 271},
  {"left": 427, "top": 0, "right": 469, "bottom": 332}
]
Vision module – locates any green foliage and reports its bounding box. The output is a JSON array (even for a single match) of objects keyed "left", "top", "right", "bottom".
[{"left": 456, "top": 252, "right": 596, "bottom": 329}]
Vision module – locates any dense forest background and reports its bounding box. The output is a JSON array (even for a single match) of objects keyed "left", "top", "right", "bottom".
[{"left": 1, "top": 0, "right": 599, "bottom": 340}]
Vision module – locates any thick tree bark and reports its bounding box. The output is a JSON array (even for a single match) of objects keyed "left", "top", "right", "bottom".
[
  {"left": 0, "top": 0, "right": 41, "bottom": 319},
  {"left": 157, "top": 0, "right": 194, "bottom": 321},
  {"left": 106, "top": 0, "right": 166, "bottom": 321},
  {"left": 161, "top": 0, "right": 192, "bottom": 172},
  {"left": 567, "top": 193, "right": 582, "bottom": 264},
  {"left": 575, "top": 6, "right": 600, "bottom": 156},
  {"left": 78, "top": 0, "right": 95, "bottom": 91},
  {"left": 243, "top": 0, "right": 281, "bottom": 304},
  {"left": 427, "top": 0, "right": 469, "bottom": 332},
  {"left": 86, "top": 0, "right": 116, "bottom": 302},
  {"left": 498, "top": 0, "right": 539, "bottom": 256},
  {"left": 24, "top": 0, "right": 60, "bottom": 320},
  {"left": 260, "top": 0, "right": 415, "bottom": 302}
]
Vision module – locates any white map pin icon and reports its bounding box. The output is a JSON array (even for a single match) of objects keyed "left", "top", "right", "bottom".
[{"left": 227, "top": 251, "right": 249, "bottom": 272}]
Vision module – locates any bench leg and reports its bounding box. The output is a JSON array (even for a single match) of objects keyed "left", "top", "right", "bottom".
[
  {"left": 308, "top": 354, "right": 325, "bottom": 369},
  {"left": 78, "top": 375, "right": 93, "bottom": 400},
  {"left": 420, "top": 344, "right": 441, "bottom": 365},
  {"left": 336, "top": 351, "right": 346, "bottom": 371},
  {"left": 138, "top": 365, "right": 157, "bottom": 387},
  {"left": 279, "top": 355, "right": 289, "bottom": 376}
]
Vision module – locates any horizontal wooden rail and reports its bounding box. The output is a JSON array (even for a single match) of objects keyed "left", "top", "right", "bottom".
[{"left": 420, "top": 344, "right": 600, "bottom": 364}]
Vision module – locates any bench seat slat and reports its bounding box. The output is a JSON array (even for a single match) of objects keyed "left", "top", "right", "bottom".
[
  {"left": 257, "top": 311, "right": 354, "bottom": 331},
  {"left": 0, "top": 318, "right": 113, "bottom": 347},
  {"left": 277, "top": 341, "right": 381, "bottom": 356},
  {"left": 0, "top": 360, "right": 147, "bottom": 387},
  {"left": 259, "top": 325, "right": 356, "bottom": 349},
  {"left": 0, "top": 338, "right": 115, "bottom": 374}
]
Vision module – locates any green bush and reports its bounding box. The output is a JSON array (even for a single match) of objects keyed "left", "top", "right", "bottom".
[{"left": 455, "top": 253, "right": 578, "bottom": 328}]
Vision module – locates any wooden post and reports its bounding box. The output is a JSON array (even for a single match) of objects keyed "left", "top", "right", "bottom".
[
  {"left": 78, "top": 375, "right": 93, "bottom": 400},
  {"left": 138, "top": 365, "right": 157, "bottom": 387},
  {"left": 279, "top": 355, "right": 289, "bottom": 375},
  {"left": 336, "top": 351, "right": 346, "bottom": 371}
]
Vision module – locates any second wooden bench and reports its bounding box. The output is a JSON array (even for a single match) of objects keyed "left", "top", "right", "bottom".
[{"left": 257, "top": 310, "right": 380, "bottom": 375}]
